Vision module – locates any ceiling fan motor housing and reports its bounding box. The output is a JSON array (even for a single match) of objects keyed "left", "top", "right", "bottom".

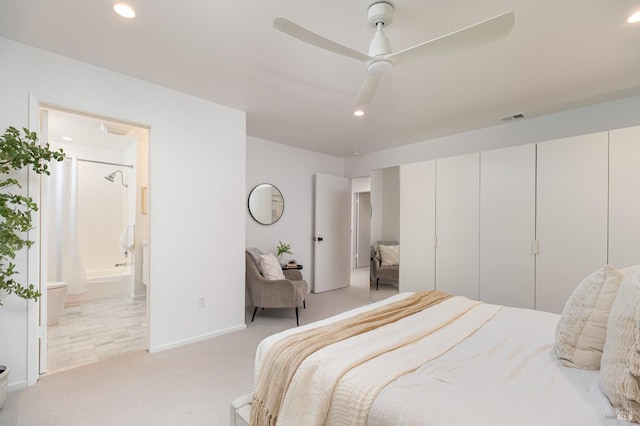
[
  {"left": 368, "top": 27, "right": 392, "bottom": 57},
  {"left": 367, "top": 2, "right": 394, "bottom": 28}
]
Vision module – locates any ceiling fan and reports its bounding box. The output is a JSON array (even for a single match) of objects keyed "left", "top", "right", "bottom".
[{"left": 273, "top": 2, "right": 515, "bottom": 115}]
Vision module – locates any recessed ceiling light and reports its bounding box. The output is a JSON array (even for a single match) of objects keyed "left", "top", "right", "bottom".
[
  {"left": 627, "top": 11, "right": 640, "bottom": 23},
  {"left": 354, "top": 110, "right": 365, "bottom": 117},
  {"left": 62, "top": 136, "right": 73, "bottom": 141},
  {"left": 113, "top": 3, "right": 136, "bottom": 19},
  {"left": 352, "top": 150, "right": 361, "bottom": 156}
]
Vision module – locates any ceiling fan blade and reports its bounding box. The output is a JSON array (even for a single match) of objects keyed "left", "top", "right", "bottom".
[
  {"left": 386, "top": 11, "right": 515, "bottom": 66},
  {"left": 274, "top": 18, "right": 371, "bottom": 62},
  {"left": 354, "top": 74, "right": 382, "bottom": 110}
]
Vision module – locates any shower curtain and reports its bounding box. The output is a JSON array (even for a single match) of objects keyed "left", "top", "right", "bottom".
[{"left": 48, "top": 157, "right": 87, "bottom": 295}]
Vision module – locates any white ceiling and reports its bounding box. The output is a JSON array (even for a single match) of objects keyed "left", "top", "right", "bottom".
[
  {"left": 1, "top": 0, "right": 639, "bottom": 158},
  {"left": 45, "top": 108, "right": 142, "bottom": 152}
]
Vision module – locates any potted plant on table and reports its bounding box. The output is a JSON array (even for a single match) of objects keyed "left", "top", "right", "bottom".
[
  {"left": 276, "top": 241, "right": 293, "bottom": 266},
  {"left": 0, "top": 126, "right": 65, "bottom": 409}
]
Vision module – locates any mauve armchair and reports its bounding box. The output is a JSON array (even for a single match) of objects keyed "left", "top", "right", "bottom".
[{"left": 245, "top": 248, "right": 308, "bottom": 326}]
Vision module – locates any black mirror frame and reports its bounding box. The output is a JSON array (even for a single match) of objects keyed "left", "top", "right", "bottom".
[{"left": 248, "top": 183, "right": 284, "bottom": 225}]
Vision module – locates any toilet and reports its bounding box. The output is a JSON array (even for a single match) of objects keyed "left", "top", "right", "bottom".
[{"left": 47, "top": 281, "right": 68, "bottom": 326}]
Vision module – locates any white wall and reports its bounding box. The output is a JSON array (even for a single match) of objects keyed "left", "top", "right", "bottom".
[
  {"left": 0, "top": 37, "right": 246, "bottom": 390},
  {"left": 245, "top": 136, "right": 344, "bottom": 291},
  {"left": 345, "top": 94, "right": 640, "bottom": 177}
]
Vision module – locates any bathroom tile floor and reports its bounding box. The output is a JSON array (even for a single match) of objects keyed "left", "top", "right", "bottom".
[{"left": 47, "top": 296, "right": 147, "bottom": 373}]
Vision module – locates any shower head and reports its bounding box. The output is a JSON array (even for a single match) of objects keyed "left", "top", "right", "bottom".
[{"left": 105, "top": 170, "right": 128, "bottom": 187}]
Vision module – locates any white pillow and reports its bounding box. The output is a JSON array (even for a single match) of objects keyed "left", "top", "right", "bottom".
[
  {"left": 378, "top": 244, "right": 399, "bottom": 266},
  {"left": 600, "top": 269, "right": 640, "bottom": 420},
  {"left": 555, "top": 265, "right": 623, "bottom": 370},
  {"left": 620, "top": 264, "right": 640, "bottom": 277},
  {"left": 259, "top": 253, "right": 285, "bottom": 280}
]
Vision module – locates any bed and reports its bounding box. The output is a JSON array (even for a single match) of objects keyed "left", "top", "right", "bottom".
[{"left": 231, "top": 266, "right": 640, "bottom": 426}]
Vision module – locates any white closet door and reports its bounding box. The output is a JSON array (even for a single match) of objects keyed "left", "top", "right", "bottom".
[
  {"left": 399, "top": 161, "right": 436, "bottom": 292},
  {"left": 480, "top": 144, "right": 536, "bottom": 308},
  {"left": 536, "top": 133, "right": 608, "bottom": 313},
  {"left": 435, "top": 153, "right": 479, "bottom": 299},
  {"left": 609, "top": 125, "right": 640, "bottom": 269}
]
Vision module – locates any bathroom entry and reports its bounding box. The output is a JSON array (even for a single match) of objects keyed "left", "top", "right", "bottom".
[{"left": 40, "top": 107, "right": 150, "bottom": 374}]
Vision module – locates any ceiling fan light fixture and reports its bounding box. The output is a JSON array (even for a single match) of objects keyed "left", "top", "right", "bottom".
[
  {"left": 368, "top": 59, "right": 393, "bottom": 74},
  {"left": 113, "top": 3, "right": 136, "bottom": 19},
  {"left": 627, "top": 11, "right": 640, "bottom": 23}
]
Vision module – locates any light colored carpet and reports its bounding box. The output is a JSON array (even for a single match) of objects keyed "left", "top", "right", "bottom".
[
  {"left": 0, "top": 268, "right": 383, "bottom": 426},
  {"left": 369, "top": 281, "right": 399, "bottom": 303}
]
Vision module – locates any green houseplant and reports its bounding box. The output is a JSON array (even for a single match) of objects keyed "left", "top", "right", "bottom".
[
  {"left": 0, "top": 126, "right": 64, "bottom": 409},
  {"left": 276, "top": 241, "right": 292, "bottom": 258},
  {"left": 276, "top": 241, "right": 292, "bottom": 266},
  {"left": 1, "top": 126, "right": 65, "bottom": 305}
]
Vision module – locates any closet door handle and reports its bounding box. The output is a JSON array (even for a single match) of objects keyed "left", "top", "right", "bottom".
[{"left": 531, "top": 239, "right": 539, "bottom": 255}]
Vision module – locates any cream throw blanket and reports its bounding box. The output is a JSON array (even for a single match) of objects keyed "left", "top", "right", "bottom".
[
  {"left": 250, "top": 291, "right": 451, "bottom": 426},
  {"left": 323, "top": 301, "right": 501, "bottom": 425}
]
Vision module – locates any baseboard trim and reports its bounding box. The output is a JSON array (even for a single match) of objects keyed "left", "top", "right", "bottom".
[
  {"left": 8, "top": 380, "right": 27, "bottom": 393},
  {"left": 149, "top": 324, "right": 247, "bottom": 353}
]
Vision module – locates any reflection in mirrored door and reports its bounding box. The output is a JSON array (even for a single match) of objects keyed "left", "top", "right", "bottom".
[{"left": 369, "top": 167, "right": 400, "bottom": 303}]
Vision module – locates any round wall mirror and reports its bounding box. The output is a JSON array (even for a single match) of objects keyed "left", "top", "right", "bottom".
[{"left": 248, "top": 183, "right": 284, "bottom": 225}]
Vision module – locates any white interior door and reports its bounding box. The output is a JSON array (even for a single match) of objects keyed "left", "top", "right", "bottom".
[
  {"left": 314, "top": 173, "right": 350, "bottom": 293},
  {"left": 355, "top": 192, "right": 371, "bottom": 268}
]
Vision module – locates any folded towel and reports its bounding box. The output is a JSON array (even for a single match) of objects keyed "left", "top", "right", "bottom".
[{"left": 119, "top": 223, "right": 135, "bottom": 255}]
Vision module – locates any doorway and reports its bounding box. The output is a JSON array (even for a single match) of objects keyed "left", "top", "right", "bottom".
[{"left": 39, "top": 107, "right": 150, "bottom": 373}]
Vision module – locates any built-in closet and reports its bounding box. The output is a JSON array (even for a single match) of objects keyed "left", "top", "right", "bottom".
[
  {"left": 609, "top": 126, "right": 640, "bottom": 269},
  {"left": 398, "top": 125, "right": 640, "bottom": 314},
  {"left": 435, "top": 153, "right": 480, "bottom": 300},
  {"left": 535, "top": 132, "right": 609, "bottom": 313},
  {"left": 479, "top": 143, "right": 536, "bottom": 310},
  {"left": 399, "top": 161, "right": 435, "bottom": 292}
]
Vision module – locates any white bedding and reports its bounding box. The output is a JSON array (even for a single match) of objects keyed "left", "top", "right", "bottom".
[{"left": 253, "top": 293, "right": 631, "bottom": 426}]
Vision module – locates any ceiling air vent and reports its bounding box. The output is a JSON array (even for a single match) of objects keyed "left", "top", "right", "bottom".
[{"left": 500, "top": 113, "right": 526, "bottom": 122}]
